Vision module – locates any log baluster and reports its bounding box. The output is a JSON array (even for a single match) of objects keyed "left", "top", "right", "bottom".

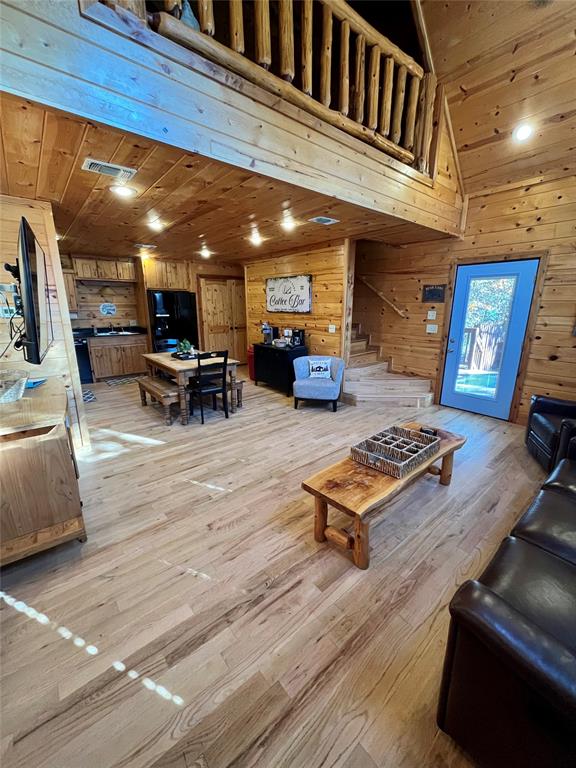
[
  {"left": 279, "top": 0, "right": 295, "bottom": 82},
  {"left": 339, "top": 20, "right": 350, "bottom": 116},
  {"left": 197, "top": 0, "right": 214, "bottom": 36},
  {"left": 379, "top": 56, "right": 394, "bottom": 137},
  {"left": 320, "top": 4, "right": 333, "bottom": 107},
  {"left": 391, "top": 64, "right": 407, "bottom": 145},
  {"left": 255, "top": 0, "right": 271, "bottom": 70},
  {"left": 366, "top": 45, "right": 380, "bottom": 131},
  {"left": 229, "top": 0, "right": 244, "bottom": 54},
  {"left": 301, "top": 0, "right": 313, "bottom": 96},
  {"left": 403, "top": 74, "right": 421, "bottom": 151},
  {"left": 353, "top": 34, "right": 366, "bottom": 123},
  {"left": 419, "top": 72, "right": 438, "bottom": 173}
]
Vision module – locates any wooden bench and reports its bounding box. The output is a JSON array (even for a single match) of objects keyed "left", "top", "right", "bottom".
[{"left": 138, "top": 377, "right": 180, "bottom": 425}]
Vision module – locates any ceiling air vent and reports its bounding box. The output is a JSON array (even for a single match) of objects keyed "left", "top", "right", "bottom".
[
  {"left": 308, "top": 215, "right": 340, "bottom": 226},
  {"left": 81, "top": 158, "right": 137, "bottom": 182}
]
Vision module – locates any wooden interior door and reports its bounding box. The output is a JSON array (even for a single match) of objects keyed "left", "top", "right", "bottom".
[
  {"left": 230, "top": 279, "right": 247, "bottom": 363},
  {"left": 200, "top": 277, "right": 247, "bottom": 362},
  {"left": 201, "top": 278, "right": 235, "bottom": 354}
]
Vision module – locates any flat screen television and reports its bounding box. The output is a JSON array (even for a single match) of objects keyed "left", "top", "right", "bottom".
[{"left": 17, "top": 217, "right": 54, "bottom": 364}]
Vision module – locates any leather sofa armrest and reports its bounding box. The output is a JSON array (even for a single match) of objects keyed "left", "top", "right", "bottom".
[
  {"left": 567, "top": 437, "right": 576, "bottom": 461},
  {"left": 556, "top": 421, "right": 576, "bottom": 463},
  {"left": 529, "top": 394, "right": 576, "bottom": 419},
  {"left": 447, "top": 580, "right": 576, "bottom": 721}
]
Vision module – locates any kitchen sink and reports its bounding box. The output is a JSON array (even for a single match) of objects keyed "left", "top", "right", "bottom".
[{"left": 94, "top": 331, "right": 140, "bottom": 336}]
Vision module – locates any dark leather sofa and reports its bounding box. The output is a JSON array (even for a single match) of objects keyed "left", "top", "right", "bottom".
[
  {"left": 525, "top": 394, "right": 576, "bottom": 471},
  {"left": 437, "top": 438, "right": 576, "bottom": 768}
]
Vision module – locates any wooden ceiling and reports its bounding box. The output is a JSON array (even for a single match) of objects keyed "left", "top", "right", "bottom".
[
  {"left": 0, "top": 94, "right": 448, "bottom": 264},
  {"left": 422, "top": 0, "right": 576, "bottom": 193}
]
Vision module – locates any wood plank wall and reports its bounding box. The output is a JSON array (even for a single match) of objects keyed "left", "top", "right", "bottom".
[
  {"left": 0, "top": 195, "right": 88, "bottom": 446},
  {"left": 354, "top": 175, "right": 576, "bottom": 423},
  {"left": 245, "top": 242, "right": 348, "bottom": 357},
  {"left": 72, "top": 281, "right": 140, "bottom": 329}
]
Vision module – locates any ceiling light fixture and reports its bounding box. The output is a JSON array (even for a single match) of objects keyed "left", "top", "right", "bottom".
[
  {"left": 147, "top": 218, "right": 164, "bottom": 232},
  {"left": 199, "top": 245, "right": 212, "bottom": 259},
  {"left": 109, "top": 184, "right": 137, "bottom": 198},
  {"left": 280, "top": 210, "right": 297, "bottom": 232},
  {"left": 512, "top": 123, "right": 534, "bottom": 143},
  {"left": 55, "top": 233, "right": 63, "bottom": 241},
  {"left": 249, "top": 226, "right": 263, "bottom": 246}
]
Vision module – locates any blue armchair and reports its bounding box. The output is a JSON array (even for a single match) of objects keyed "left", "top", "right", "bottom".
[{"left": 293, "top": 356, "right": 345, "bottom": 412}]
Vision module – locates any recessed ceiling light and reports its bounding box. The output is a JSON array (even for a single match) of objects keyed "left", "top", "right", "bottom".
[
  {"left": 55, "top": 233, "right": 63, "bottom": 241},
  {"left": 249, "top": 227, "right": 263, "bottom": 246},
  {"left": 512, "top": 123, "right": 533, "bottom": 143},
  {"left": 148, "top": 219, "right": 164, "bottom": 232},
  {"left": 308, "top": 215, "right": 340, "bottom": 226},
  {"left": 110, "top": 184, "right": 137, "bottom": 198},
  {"left": 199, "top": 245, "right": 212, "bottom": 259},
  {"left": 280, "top": 210, "right": 297, "bottom": 232}
]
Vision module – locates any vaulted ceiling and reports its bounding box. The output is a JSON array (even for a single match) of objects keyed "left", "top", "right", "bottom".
[
  {"left": 0, "top": 94, "right": 449, "bottom": 264},
  {"left": 422, "top": 0, "right": 576, "bottom": 193}
]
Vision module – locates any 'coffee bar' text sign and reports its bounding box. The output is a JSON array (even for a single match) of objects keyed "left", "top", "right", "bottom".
[{"left": 266, "top": 275, "right": 312, "bottom": 313}]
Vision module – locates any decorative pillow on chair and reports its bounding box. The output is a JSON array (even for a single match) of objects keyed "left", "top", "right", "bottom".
[{"left": 309, "top": 359, "right": 332, "bottom": 378}]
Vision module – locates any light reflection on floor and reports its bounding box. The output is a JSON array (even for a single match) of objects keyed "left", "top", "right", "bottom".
[
  {"left": 78, "top": 428, "right": 166, "bottom": 463},
  {"left": 0, "top": 590, "right": 184, "bottom": 707}
]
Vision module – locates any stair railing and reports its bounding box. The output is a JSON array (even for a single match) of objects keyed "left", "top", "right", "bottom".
[{"left": 357, "top": 275, "right": 406, "bottom": 318}]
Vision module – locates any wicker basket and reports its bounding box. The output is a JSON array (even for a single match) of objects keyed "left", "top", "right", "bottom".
[{"left": 351, "top": 425, "right": 440, "bottom": 478}]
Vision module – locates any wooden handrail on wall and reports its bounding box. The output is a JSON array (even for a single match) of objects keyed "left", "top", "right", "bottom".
[
  {"left": 358, "top": 275, "right": 405, "bottom": 318},
  {"left": 145, "top": 0, "right": 439, "bottom": 173}
]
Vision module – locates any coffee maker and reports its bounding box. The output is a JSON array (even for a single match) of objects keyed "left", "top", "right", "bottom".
[
  {"left": 261, "top": 322, "right": 279, "bottom": 345},
  {"left": 292, "top": 329, "right": 305, "bottom": 347}
]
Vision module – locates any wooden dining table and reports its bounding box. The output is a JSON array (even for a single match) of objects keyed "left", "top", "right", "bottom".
[{"left": 142, "top": 351, "right": 241, "bottom": 425}]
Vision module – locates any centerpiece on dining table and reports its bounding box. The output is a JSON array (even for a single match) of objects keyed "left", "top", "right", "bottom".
[{"left": 171, "top": 339, "right": 197, "bottom": 360}]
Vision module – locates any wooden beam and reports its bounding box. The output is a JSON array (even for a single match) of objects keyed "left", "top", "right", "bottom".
[
  {"left": 255, "top": 0, "right": 271, "bottom": 70},
  {"left": 428, "top": 82, "right": 445, "bottom": 181},
  {"left": 197, "top": 0, "right": 214, "bottom": 36},
  {"left": 391, "top": 65, "right": 407, "bottom": 145},
  {"left": 366, "top": 46, "right": 380, "bottom": 131},
  {"left": 358, "top": 275, "right": 406, "bottom": 317},
  {"left": 380, "top": 56, "right": 394, "bottom": 137},
  {"left": 339, "top": 20, "right": 350, "bottom": 116},
  {"left": 354, "top": 34, "right": 366, "bottom": 124},
  {"left": 320, "top": 4, "right": 333, "bottom": 107},
  {"left": 229, "top": 0, "right": 244, "bottom": 54},
  {"left": 403, "top": 74, "right": 420, "bottom": 151},
  {"left": 278, "top": 0, "right": 294, "bottom": 82},
  {"left": 301, "top": 0, "right": 313, "bottom": 96}
]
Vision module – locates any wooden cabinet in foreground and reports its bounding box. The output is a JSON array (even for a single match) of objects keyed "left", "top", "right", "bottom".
[
  {"left": 0, "top": 379, "right": 86, "bottom": 566},
  {"left": 88, "top": 335, "right": 148, "bottom": 380}
]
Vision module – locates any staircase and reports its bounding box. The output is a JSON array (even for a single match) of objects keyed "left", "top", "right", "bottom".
[{"left": 343, "top": 324, "right": 434, "bottom": 407}]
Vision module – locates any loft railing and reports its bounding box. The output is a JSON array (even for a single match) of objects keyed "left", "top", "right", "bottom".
[{"left": 127, "top": 0, "right": 439, "bottom": 173}]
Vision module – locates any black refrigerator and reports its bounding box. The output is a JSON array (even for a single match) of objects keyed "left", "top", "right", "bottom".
[{"left": 147, "top": 290, "right": 199, "bottom": 352}]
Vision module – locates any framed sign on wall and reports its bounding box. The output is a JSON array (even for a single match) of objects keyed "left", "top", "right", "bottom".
[{"left": 266, "top": 274, "right": 312, "bottom": 313}]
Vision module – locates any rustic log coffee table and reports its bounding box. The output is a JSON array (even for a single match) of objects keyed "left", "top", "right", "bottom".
[{"left": 302, "top": 422, "right": 466, "bottom": 569}]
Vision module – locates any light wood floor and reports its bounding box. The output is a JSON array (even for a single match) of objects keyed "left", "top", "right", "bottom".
[{"left": 0, "top": 377, "right": 545, "bottom": 768}]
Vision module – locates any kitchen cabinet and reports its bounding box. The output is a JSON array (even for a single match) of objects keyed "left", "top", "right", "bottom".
[
  {"left": 116, "top": 259, "right": 136, "bottom": 281},
  {"left": 88, "top": 336, "right": 148, "bottom": 380},
  {"left": 73, "top": 257, "right": 136, "bottom": 282},
  {"left": 74, "top": 257, "right": 100, "bottom": 279},
  {"left": 62, "top": 270, "right": 78, "bottom": 312}
]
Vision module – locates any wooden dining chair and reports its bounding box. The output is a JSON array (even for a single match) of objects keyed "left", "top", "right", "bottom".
[{"left": 189, "top": 351, "right": 229, "bottom": 424}]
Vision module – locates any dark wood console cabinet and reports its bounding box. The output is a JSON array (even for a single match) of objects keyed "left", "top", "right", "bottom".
[{"left": 254, "top": 343, "right": 308, "bottom": 395}]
